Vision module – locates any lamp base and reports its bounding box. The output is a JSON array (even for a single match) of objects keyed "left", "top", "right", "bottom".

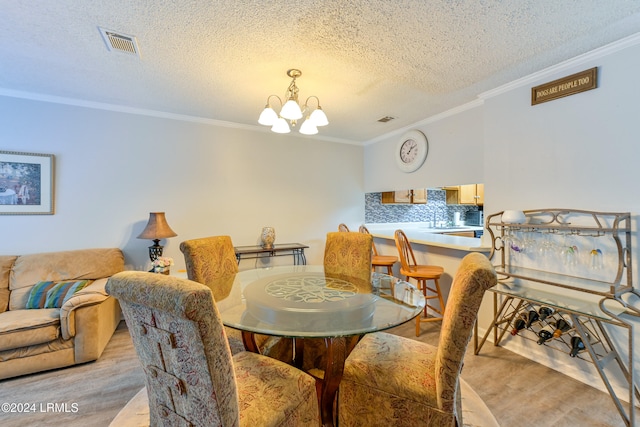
[{"left": 149, "top": 239, "right": 164, "bottom": 262}]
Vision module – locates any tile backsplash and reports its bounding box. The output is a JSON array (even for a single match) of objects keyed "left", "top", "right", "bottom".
[{"left": 365, "top": 189, "right": 481, "bottom": 224}]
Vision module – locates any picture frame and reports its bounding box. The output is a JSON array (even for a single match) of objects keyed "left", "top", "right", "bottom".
[{"left": 0, "top": 151, "right": 55, "bottom": 215}]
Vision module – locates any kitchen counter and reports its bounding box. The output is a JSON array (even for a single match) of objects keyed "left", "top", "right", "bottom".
[{"left": 365, "top": 222, "right": 491, "bottom": 252}]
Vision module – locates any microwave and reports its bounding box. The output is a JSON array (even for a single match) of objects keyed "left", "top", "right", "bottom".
[{"left": 465, "top": 211, "right": 483, "bottom": 226}]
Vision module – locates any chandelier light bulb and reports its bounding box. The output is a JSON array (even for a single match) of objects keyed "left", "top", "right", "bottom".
[
  {"left": 280, "top": 99, "right": 303, "bottom": 120},
  {"left": 258, "top": 107, "right": 278, "bottom": 126},
  {"left": 271, "top": 117, "right": 291, "bottom": 133},
  {"left": 258, "top": 69, "right": 328, "bottom": 135},
  {"left": 310, "top": 107, "right": 329, "bottom": 126},
  {"left": 299, "top": 117, "right": 318, "bottom": 135}
]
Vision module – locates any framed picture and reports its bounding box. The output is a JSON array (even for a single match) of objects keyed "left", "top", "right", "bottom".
[{"left": 0, "top": 151, "right": 55, "bottom": 215}]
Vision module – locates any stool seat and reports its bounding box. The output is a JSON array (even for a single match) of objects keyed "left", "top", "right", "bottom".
[
  {"left": 372, "top": 254, "right": 398, "bottom": 275},
  {"left": 399, "top": 265, "right": 444, "bottom": 279}
]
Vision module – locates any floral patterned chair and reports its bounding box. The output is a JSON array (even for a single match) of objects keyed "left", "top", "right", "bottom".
[
  {"left": 299, "top": 232, "right": 374, "bottom": 375},
  {"left": 106, "top": 271, "right": 320, "bottom": 427},
  {"left": 323, "top": 231, "right": 372, "bottom": 289},
  {"left": 179, "top": 235, "right": 291, "bottom": 360},
  {"left": 338, "top": 252, "right": 497, "bottom": 427}
]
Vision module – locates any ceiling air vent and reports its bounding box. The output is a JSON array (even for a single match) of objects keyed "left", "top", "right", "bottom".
[
  {"left": 377, "top": 116, "right": 395, "bottom": 123},
  {"left": 99, "top": 27, "right": 140, "bottom": 57}
]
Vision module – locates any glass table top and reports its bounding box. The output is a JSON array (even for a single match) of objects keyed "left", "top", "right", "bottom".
[{"left": 214, "top": 265, "right": 426, "bottom": 338}]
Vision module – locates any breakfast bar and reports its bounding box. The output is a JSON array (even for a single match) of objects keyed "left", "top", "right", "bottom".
[{"left": 364, "top": 222, "right": 493, "bottom": 325}]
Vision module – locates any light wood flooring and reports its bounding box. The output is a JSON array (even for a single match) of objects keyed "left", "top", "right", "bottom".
[
  {"left": 0, "top": 320, "right": 637, "bottom": 426},
  {"left": 395, "top": 321, "right": 638, "bottom": 427}
]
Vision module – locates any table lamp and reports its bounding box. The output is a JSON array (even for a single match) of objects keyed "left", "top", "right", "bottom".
[{"left": 137, "top": 212, "right": 178, "bottom": 261}]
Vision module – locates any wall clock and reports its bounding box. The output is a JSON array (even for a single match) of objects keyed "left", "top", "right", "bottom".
[{"left": 395, "top": 130, "right": 428, "bottom": 173}]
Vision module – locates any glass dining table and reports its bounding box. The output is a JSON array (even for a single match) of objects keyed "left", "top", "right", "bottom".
[{"left": 213, "top": 265, "right": 426, "bottom": 427}]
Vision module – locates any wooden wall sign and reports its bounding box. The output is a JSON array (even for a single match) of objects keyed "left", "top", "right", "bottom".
[{"left": 531, "top": 67, "right": 597, "bottom": 105}]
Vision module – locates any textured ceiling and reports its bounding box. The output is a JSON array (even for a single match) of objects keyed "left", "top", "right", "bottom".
[{"left": 1, "top": 1, "right": 640, "bottom": 144}]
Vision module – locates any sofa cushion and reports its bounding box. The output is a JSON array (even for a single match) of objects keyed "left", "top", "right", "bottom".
[
  {"left": 26, "top": 281, "right": 57, "bottom": 309},
  {"left": 9, "top": 248, "right": 124, "bottom": 310},
  {"left": 44, "top": 280, "right": 93, "bottom": 308},
  {"left": 0, "top": 256, "right": 17, "bottom": 314},
  {"left": 0, "top": 309, "right": 60, "bottom": 352}
]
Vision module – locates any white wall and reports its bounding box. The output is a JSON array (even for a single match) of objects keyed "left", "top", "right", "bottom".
[
  {"left": 483, "top": 43, "right": 640, "bottom": 214},
  {"left": 365, "top": 36, "right": 640, "bottom": 399},
  {"left": 364, "top": 105, "right": 485, "bottom": 192},
  {"left": 0, "top": 97, "right": 365, "bottom": 271}
]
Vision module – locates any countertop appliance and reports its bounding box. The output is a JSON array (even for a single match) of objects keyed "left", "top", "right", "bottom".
[
  {"left": 465, "top": 211, "right": 484, "bottom": 237},
  {"left": 465, "top": 211, "right": 483, "bottom": 227}
]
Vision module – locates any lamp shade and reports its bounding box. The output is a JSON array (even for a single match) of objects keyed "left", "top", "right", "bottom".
[
  {"left": 137, "top": 212, "right": 177, "bottom": 240},
  {"left": 271, "top": 117, "right": 291, "bottom": 133},
  {"left": 280, "top": 99, "right": 303, "bottom": 120},
  {"left": 299, "top": 118, "right": 318, "bottom": 135},
  {"left": 258, "top": 107, "right": 278, "bottom": 126},
  {"left": 310, "top": 107, "right": 329, "bottom": 126}
]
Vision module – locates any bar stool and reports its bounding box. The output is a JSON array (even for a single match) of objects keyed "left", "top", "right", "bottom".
[
  {"left": 394, "top": 229, "right": 445, "bottom": 336},
  {"left": 359, "top": 225, "right": 398, "bottom": 276}
]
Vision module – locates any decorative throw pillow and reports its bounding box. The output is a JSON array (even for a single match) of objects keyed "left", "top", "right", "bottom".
[
  {"left": 44, "top": 280, "right": 92, "bottom": 309},
  {"left": 26, "top": 281, "right": 57, "bottom": 309}
]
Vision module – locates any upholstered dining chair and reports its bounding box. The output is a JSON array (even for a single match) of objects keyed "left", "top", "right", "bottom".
[
  {"left": 338, "top": 252, "right": 498, "bottom": 427},
  {"left": 106, "top": 272, "right": 320, "bottom": 427},
  {"left": 338, "top": 223, "right": 350, "bottom": 232},
  {"left": 395, "top": 229, "right": 446, "bottom": 336},
  {"left": 324, "top": 231, "right": 373, "bottom": 288},
  {"left": 299, "top": 231, "right": 374, "bottom": 374},
  {"left": 359, "top": 225, "right": 398, "bottom": 275},
  {"left": 180, "top": 236, "right": 290, "bottom": 360}
]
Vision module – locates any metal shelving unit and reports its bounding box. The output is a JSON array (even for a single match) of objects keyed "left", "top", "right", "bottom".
[{"left": 475, "top": 209, "right": 640, "bottom": 426}]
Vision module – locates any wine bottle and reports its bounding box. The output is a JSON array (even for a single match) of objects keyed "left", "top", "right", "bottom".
[
  {"left": 525, "top": 310, "right": 540, "bottom": 328},
  {"left": 510, "top": 317, "right": 526, "bottom": 336},
  {"left": 537, "top": 327, "right": 553, "bottom": 344},
  {"left": 570, "top": 336, "right": 586, "bottom": 357},
  {"left": 538, "top": 306, "right": 554, "bottom": 321},
  {"left": 552, "top": 318, "right": 572, "bottom": 338}
]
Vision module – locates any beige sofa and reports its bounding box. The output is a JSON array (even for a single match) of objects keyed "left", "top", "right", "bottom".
[{"left": 0, "top": 248, "right": 124, "bottom": 379}]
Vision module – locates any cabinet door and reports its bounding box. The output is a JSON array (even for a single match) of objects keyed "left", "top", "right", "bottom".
[
  {"left": 476, "top": 184, "right": 484, "bottom": 206},
  {"left": 394, "top": 190, "right": 412, "bottom": 203},
  {"left": 411, "top": 189, "right": 427, "bottom": 204},
  {"left": 458, "top": 185, "right": 477, "bottom": 204}
]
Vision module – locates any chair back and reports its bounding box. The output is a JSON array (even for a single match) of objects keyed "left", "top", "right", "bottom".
[
  {"left": 358, "top": 225, "right": 380, "bottom": 256},
  {"left": 323, "top": 231, "right": 372, "bottom": 288},
  {"left": 394, "top": 229, "right": 418, "bottom": 272},
  {"left": 180, "top": 236, "right": 238, "bottom": 301},
  {"left": 338, "top": 223, "right": 350, "bottom": 232},
  {"left": 106, "top": 271, "right": 239, "bottom": 426},
  {"left": 435, "top": 252, "right": 497, "bottom": 415}
]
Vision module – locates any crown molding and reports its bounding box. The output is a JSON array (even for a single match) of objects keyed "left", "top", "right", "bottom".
[
  {"left": 0, "top": 88, "right": 360, "bottom": 145},
  {"left": 479, "top": 32, "right": 640, "bottom": 100}
]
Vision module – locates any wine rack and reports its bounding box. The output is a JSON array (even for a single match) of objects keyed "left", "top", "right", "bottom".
[{"left": 475, "top": 209, "right": 640, "bottom": 427}]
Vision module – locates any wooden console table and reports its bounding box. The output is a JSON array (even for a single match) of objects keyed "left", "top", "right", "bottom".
[{"left": 234, "top": 243, "right": 309, "bottom": 265}]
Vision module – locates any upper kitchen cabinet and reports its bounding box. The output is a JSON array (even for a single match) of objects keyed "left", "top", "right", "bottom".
[
  {"left": 444, "top": 184, "right": 484, "bottom": 205},
  {"left": 381, "top": 189, "right": 427, "bottom": 204}
]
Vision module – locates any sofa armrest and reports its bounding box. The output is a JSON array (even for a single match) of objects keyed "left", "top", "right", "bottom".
[{"left": 60, "top": 278, "right": 110, "bottom": 340}]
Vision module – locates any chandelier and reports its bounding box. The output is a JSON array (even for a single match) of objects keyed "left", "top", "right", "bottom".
[{"left": 258, "top": 69, "right": 329, "bottom": 135}]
